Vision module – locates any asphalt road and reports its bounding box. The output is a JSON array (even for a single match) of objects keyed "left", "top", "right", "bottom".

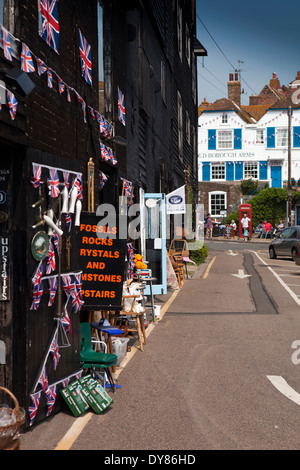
[{"left": 19, "top": 241, "right": 300, "bottom": 452}]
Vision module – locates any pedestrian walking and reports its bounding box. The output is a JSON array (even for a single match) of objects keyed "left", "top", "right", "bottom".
[{"left": 205, "top": 213, "right": 213, "bottom": 239}]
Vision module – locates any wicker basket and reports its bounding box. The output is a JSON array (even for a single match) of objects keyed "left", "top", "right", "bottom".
[{"left": 0, "top": 386, "right": 25, "bottom": 450}]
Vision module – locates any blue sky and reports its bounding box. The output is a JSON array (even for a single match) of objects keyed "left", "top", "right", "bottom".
[{"left": 196, "top": 0, "right": 300, "bottom": 106}]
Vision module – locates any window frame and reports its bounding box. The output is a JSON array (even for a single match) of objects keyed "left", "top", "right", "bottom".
[
  {"left": 178, "top": 91, "right": 183, "bottom": 158},
  {"left": 276, "top": 128, "right": 288, "bottom": 148},
  {"left": 256, "top": 129, "right": 264, "bottom": 144},
  {"left": 217, "top": 129, "right": 233, "bottom": 149},
  {"left": 211, "top": 163, "right": 226, "bottom": 181},
  {"left": 244, "top": 162, "right": 258, "bottom": 180},
  {"left": 209, "top": 191, "right": 227, "bottom": 217}
]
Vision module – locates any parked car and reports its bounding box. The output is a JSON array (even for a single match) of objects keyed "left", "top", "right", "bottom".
[
  {"left": 269, "top": 226, "right": 300, "bottom": 260},
  {"left": 294, "top": 240, "right": 300, "bottom": 266}
]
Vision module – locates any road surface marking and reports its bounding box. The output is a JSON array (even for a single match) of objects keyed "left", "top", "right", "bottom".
[
  {"left": 55, "top": 412, "right": 93, "bottom": 450},
  {"left": 232, "top": 269, "right": 252, "bottom": 279},
  {"left": 267, "top": 376, "right": 300, "bottom": 406},
  {"left": 203, "top": 256, "right": 216, "bottom": 279},
  {"left": 227, "top": 250, "right": 239, "bottom": 256},
  {"left": 253, "top": 252, "right": 300, "bottom": 306}
]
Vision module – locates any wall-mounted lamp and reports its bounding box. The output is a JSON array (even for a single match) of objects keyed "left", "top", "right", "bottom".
[{"left": 0, "top": 67, "right": 35, "bottom": 100}]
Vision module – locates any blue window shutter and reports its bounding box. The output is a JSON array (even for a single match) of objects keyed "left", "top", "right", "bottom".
[
  {"left": 226, "top": 162, "right": 234, "bottom": 181},
  {"left": 293, "top": 127, "right": 300, "bottom": 148},
  {"left": 234, "top": 129, "right": 242, "bottom": 150},
  {"left": 235, "top": 162, "right": 243, "bottom": 180},
  {"left": 202, "top": 162, "right": 211, "bottom": 181},
  {"left": 259, "top": 161, "right": 268, "bottom": 180},
  {"left": 267, "top": 127, "right": 275, "bottom": 148},
  {"left": 208, "top": 130, "right": 216, "bottom": 150}
]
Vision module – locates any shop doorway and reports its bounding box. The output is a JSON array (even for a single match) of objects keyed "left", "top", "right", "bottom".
[{"left": 140, "top": 190, "right": 167, "bottom": 295}]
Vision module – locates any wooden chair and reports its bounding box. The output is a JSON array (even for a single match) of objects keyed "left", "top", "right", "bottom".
[
  {"left": 167, "top": 252, "right": 185, "bottom": 288},
  {"left": 116, "top": 294, "right": 147, "bottom": 352}
]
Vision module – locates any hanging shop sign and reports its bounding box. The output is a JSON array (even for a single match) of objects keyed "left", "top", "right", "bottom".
[
  {"left": 77, "top": 213, "right": 126, "bottom": 310},
  {"left": 31, "top": 231, "right": 50, "bottom": 261}
]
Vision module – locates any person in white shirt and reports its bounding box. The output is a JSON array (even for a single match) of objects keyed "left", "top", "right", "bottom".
[{"left": 241, "top": 213, "right": 251, "bottom": 241}]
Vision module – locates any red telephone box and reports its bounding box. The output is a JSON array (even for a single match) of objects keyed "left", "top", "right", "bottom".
[{"left": 239, "top": 204, "right": 252, "bottom": 238}]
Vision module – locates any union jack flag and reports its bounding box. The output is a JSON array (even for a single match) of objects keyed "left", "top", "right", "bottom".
[
  {"left": 30, "top": 280, "right": 43, "bottom": 311},
  {"left": 50, "top": 333, "right": 60, "bottom": 370},
  {"left": 6, "top": 91, "right": 18, "bottom": 121},
  {"left": 21, "top": 43, "right": 35, "bottom": 73},
  {"left": 74, "top": 174, "right": 83, "bottom": 201},
  {"left": 46, "top": 384, "right": 57, "bottom": 416},
  {"left": 38, "top": 366, "right": 49, "bottom": 392},
  {"left": 62, "top": 274, "right": 75, "bottom": 299},
  {"left": 46, "top": 240, "right": 56, "bottom": 275},
  {"left": 30, "top": 163, "right": 44, "bottom": 189},
  {"left": 123, "top": 179, "right": 132, "bottom": 197},
  {"left": 29, "top": 392, "right": 42, "bottom": 426},
  {"left": 118, "top": 87, "right": 126, "bottom": 126},
  {"left": 52, "top": 231, "right": 59, "bottom": 253},
  {"left": 66, "top": 85, "right": 71, "bottom": 102},
  {"left": 36, "top": 57, "right": 47, "bottom": 76},
  {"left": 100, "top": 142, "right": 110, "bottom": 162},
  {"left": 99, "top": 170, "right": 108, "bottom": 190},
  {"left": 88, "top": 106, "right": 95, "bottom": 120},
  {"left": 94, "top": 110, "right": 101, "bottom": 123},
  {"left": 71, "top": 288, "right": 83, "bottom": 313},
  {"left": 63, "top": 171, "right": 70, "bottom": 189},
  {"left": 32, "top": 262, "right": 43, "bottom": 286},
  {"left": 1, "top": 27, "right": 12, "bottom": 62},
  {"left": 127, "top": 242, "right": 135, "bottom": 278},
  {"left": 57, "top": 76, "right": 65, "bottom": 94},
  {"left": 64, "top": 213, "right": 72, "bottom": 233},
  {"left": 108, "top": 147, "right": 117, "bottom": 166},
  {"left": 61, "top": 306, "right": 72, "bottom": 335},
  {"left": 48, "top": 168, "right": 60, "bottom": 198},
  {"left": 74, "top": 272, "right": 82, "bottom": 295},
  {"left": 99, "top": 116, "right": 108, "bottom": 136},
  {"left": 39, "top": 0, "right": 59, "bottom": 54},
  {"left": 62, "top": 377, "right": 70, "bottom": 388},
  {"left": 78, "top": 29, "right": 92, "bottom": 85},
  {"left": 48, "top": 276, "right": 58, "bottom": 306},
  {"left": 47, "top": 68, "right": 53, "bottom": 88}
]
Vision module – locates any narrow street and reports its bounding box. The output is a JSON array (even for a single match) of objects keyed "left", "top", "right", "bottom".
[{"left": 20, "top": 243, "right": 300, "bottom": 451}]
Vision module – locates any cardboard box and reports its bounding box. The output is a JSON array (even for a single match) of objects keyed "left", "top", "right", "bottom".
[{"left": 60, "top": 381, "right": 90, "bottom": 417}]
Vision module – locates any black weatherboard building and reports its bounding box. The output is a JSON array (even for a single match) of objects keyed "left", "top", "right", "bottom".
[{"left": 0, "top": 0, "right": 206, "bottom": 427}]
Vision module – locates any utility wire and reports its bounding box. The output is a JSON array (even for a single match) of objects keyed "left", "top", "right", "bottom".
[
  {"left": 197, "top": 69, "right": 226, "bottom": 96},
  {"left": 196, "top": 13, "right": 258, "bottom": 96}
]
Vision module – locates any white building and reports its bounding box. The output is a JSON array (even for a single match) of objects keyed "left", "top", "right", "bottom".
[{"left": 198, "top": 72, "right": 300, "bottom": 219}]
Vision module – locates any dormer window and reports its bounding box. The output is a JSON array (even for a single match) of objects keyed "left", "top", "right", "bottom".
[{"left": 222, "top": 113, "right": 228, "bottom": 124}]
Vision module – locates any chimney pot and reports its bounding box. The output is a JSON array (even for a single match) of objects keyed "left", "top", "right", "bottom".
[
  {"left": 272, "top": 73, "right": 277, "bottom": 79},
  {"left": 229, "top": 73, "right": 234, "bottom": 81},
  {"left": 235, "top": 72, "right": 239, "bottom": 81}
]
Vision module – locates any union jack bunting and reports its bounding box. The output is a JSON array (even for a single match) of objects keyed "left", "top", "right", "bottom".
[
  {"left": 32, "top": 262, "right": 43, "bottom": 286},
  {"left": 64, "top": 213, "right": 72, "bottom": 233},
  {"left": 94, "top": 110, "right": 101, "bottom": 123},
  {"left": 127, "top": 242, "right": 135, "bottom": 275},
  {"left": 6, "top": 91, "right": 18, "bottom": 121},
  {"left": 74, "top": 272, "right": 82, "bottom": 297},
  {"left": 78, "top": 29, "right": 92, "bottom": 85},
  {"left": 30, "top": 280, "right": 43, "bottom": 311},
  {"left": 74, "top": 174, "right": 83, "bottom": 201},
  {"left": 61, "top": 306, "right": 72, "bottom": 335},
  {"left": 36, "top": 57, "right": 47, "bottom": 76},
  {"left": 48, "top": 168, "right": 60, "bottom": 198},
  {"left": 29, "top": 392, "right": 42, "bottom": 426},
  {"left": 88, "top": 106, "right": 95, "bottom": 120},
  {"left": 66, "top": 85, "right": 71, "bottom": 102},
  {"left": 62, "top": 377, "right": 70, "bottom": 388},
  {"left": 48, "top": 276, "right": 58, "bottom": 306},
  {"left": 46, "top": 384, "right": 57, "bottom": 416},
  {"left": 57, "top": 76, "right": 65, "bottom": 94},
  {"left": 61, "top": 274, "right": 75, "bottom": 299},
  {"left": 21, "top": 43, "right": 35, "bottom": 73},
  {"left": 99, "top": 170, "right": 108, "bottom": 190},
  {"left": 63, "top": 171, "right": 70, "bottom": 189},
  {"left": 38, "top": 366, "right": 49, "bottom": 392},
  {"left": 1, "top": 27, "right": 12, "bottom": 61},
  {"left": 47, "top": 68, "right": 53, "bottom": 88},
  {"left": 108, "top": 148, "right": 117, "bottom": 165},
  {"left": 100, "top": 142, "right": 110, "bottom": 162},
  {"left": 39, "top": 0, "right": 59, "bottom": 54},
  {"left": 99, "top": 116, "right": 108, "bottom": 136},
  {"left": 71, "top": 288, "right": 84, "bottom": 313},
  {"left": 30, "top": 163, "right": 44, "bottom": 189},
  {"left": 46, "top": 240, "right": 56, "bottom": 275},
  {"left": 118, "top": 87, "right": 126, "bottom": 126},
  {"left": 50, "top": 334, "right": 61, "bottom": 370},
  {"left": 52, "top": 231, "right": 59, "bottom": 253},
  {"left": 123, "top": 179, "right": 132, "bottom": 197},
  {"left": 75, "top": 370, "right": 83, "bottom": 379}
]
